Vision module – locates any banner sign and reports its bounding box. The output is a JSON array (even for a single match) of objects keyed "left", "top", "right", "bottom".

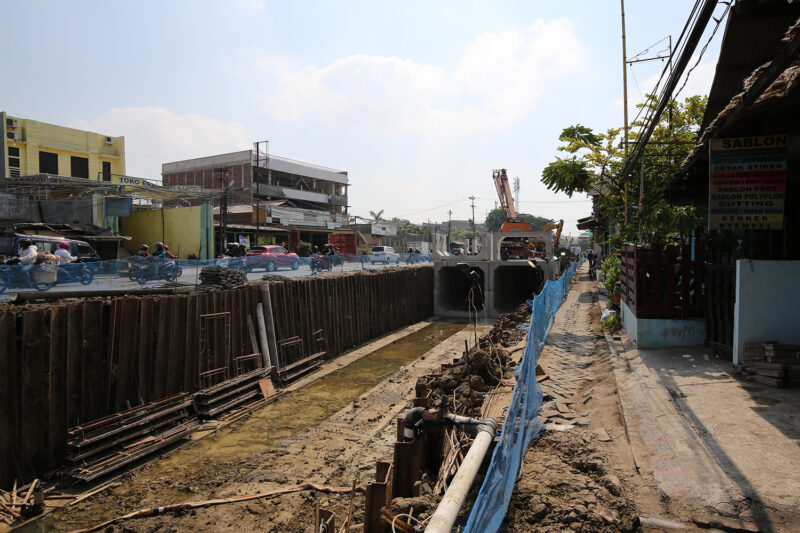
[
  {"left": 104, "top": 197, "right": 132, "bottom": 217},
  {"left": 709, "top": 134, "right": 788, "bottom": 230},
  {"left": 110, "top": 175, "right": 157, "bottom": 188}
]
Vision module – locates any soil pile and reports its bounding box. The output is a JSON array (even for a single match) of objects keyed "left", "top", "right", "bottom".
[
  {"left": 501, "top": 420, "right": 638, "bottom": 532},
  {"left": 485, "top": 303, "right": 531, "bottom": 347}
]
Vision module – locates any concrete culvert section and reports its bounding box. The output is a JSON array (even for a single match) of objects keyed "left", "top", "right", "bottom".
[
  {"left": 435, "top": 265, "right": 485, "bottom": 314},
  {"left": 492, "top": 264, "right": 543, "bottom": 315}
]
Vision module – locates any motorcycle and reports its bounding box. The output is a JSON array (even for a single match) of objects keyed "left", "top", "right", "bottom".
[
  {"left": 0, "top": 260, "right": 62, "bottom": 293},
  {"left": 310, "top": 254, "right": 333, "bottom": 275},
  {"left": 57, "top": 262, "right": 94, "bottom": 286},
  {"left": 130, "top": 259, "right": 180, "bottom": 285}
]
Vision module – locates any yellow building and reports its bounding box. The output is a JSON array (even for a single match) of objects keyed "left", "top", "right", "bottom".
[{"left": 1, "top": 111, "right": 125, "bottom": 181}]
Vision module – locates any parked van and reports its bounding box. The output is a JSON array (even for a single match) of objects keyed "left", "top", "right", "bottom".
[{"left": 0, "top": 233, "right": 101, "bottom": 264}]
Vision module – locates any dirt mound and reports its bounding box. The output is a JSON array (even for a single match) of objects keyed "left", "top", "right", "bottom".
[
  {"left": 502, "top": 428, "right": 638, "bottom": 532},
  {"left": 486, "top": 303, "right": 531, "bottom": 347}
]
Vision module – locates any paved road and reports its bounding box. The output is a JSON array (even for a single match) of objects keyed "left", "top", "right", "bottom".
[{"left": 0, "top": 259, "right": 431, "bottom": 299}]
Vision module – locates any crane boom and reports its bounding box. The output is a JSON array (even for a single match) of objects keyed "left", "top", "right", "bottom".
[{"left": 492, "top": 169, "right": 518, "bottom": 221}]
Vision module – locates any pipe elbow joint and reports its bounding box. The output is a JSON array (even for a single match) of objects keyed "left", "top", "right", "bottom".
[{"left": 403, "top": 407, "right": 426, "bottom": 441}]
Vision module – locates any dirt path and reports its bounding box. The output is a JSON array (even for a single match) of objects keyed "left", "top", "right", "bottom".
[
  {"left": 46, "top": 321, "right": 490, "bottom": 532},
  {"left": 503, "top": 269, "right": 662, "bottom": 532}
]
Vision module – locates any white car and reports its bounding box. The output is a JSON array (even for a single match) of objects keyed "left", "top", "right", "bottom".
[{"left": 369, "top": 245, "right": 400, "bottom": 264}]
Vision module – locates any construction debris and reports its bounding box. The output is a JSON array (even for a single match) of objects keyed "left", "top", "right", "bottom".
[
  {"left": 197, "top": 265, "right": 248, "bottom": 291},
  {"left": 740, "top": 342, "right": 800, "bottom": 387}
]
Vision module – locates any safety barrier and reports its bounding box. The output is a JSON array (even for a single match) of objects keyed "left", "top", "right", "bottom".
[
  {"left": 0, "top": 253, "right": 434, "bottom": 297},
  {"left": 463, "top": 259, "right": 582, "bottom": 532}
]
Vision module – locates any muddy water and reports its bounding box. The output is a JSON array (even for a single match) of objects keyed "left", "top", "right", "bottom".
[{"left": 25, "top": 321, "right": 464, "bottom": 532}]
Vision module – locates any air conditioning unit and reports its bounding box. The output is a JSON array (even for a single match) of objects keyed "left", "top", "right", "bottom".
[
  {"left": 104, "top": 136, "right": 114, "bottom": 145},
  {"left": 6, "top": 131, "right": 19, "bottom": 141},
  {"left": 5, "top": 118, "right": 19, "bottom": 128}
]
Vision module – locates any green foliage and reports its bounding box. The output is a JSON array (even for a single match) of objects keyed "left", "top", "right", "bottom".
[
  {"left": 601, "top": 254, "right": 621, "bottom": 296},
  {"left": 602, "top": 312, "right": 621, "bottom": 333},
  {"left": 369, "top": 210, "right": 384, "bottom": 222},
  {"left": 296, "top": 241, "right": 312, "bottom": 257},
  {"left": 483, "top": 208, "right": 553, "bottom": 232},
  {"left": 390, "top": 217, "right": 429, "bottom": 235},
  {"left": 358, "top": 243, "right": 370, "bottom": 255},
  {"left": 541, "top": 95, "right": 708, "bottom": 251}
]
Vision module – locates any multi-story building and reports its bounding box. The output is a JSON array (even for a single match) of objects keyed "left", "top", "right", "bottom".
[
  {"left": 162, "top": 145, "right": 351, "bottom": 252},
  {"left": 1, "top": 111, "right": 125, "bottom": 181}
]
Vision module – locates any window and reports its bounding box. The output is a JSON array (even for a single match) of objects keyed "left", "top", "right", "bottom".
[
  {"left": 77, "top": 245, "right": 95, "bottom": 255},
  {"left": 8, "top": 157, "right": 19, "bottom": 168},
  {"left": 35, "top": 241, "right": 56, "bottom": 253},
  {"left": 102, "top": 161, "right": 111, "bottom": 181},
  {"left": 8, "top": 146, "right": 19, "bottom": 157},
  {"left": 39, "top": 151, "right": 58, "bottom": 174},
  {"left": 9, "top": 168, "right": 20, "bottom": 177},
  {"left": 0, "top": 235, "right": 13, "bottom": 256},
  {"left": 71, "top": 156, "right": 89, "bottom": 179}
]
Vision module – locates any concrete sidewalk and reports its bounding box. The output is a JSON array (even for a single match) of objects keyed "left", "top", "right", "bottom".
[{"left": 607, "top": 330, "right": 800, "bottom": 532}]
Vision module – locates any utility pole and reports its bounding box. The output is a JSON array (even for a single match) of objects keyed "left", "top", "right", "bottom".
[
  {"left": 469, "top": 196, "right": 476, "bottom": 253},
  {"left": 216, "top": 168, "right": 231, "bottom": 254},
  {"left": 447, "top": 209, "right": 452, "bottom": 251},
  {"left": 621, "top": 0, "right": 630, "bottom": 224}
]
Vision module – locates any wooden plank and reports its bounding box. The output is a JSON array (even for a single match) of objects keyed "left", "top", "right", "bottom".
[
  {"left": 138, "top": 298, "right": 155, "bottom": 403},
  {"left": 116, "top": 299, "right": 139, "bottom": 410},
  {"left": 0, "top": 311, "right": 19, "bottom": 488},
  {"left": 184, "top": 294, "right": 199, "bottom": 393},
  {"left": 168, "top": 296, "right": 187, "bottom": 395},
  {"left": 66, "top": 303, "right": 84, "bottom": 428},
  {"left": 106, "top": 300, "right": 121, "bottom": 414},
  {"left": 21, "top": 310, "right": 50, "bottom": 477},
  {"left": 48, "top": 306, "right": 68, "bottom": 460},
  {"left": 153, "top": 298, "right": 173, "bottom": 400},
  {"left": 82, "top": 300, "right": 106, "bottom": 422}
]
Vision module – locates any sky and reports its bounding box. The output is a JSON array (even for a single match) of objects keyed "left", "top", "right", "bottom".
[{"left": 2, "top": 0, "right": 728, "bottom": 236}]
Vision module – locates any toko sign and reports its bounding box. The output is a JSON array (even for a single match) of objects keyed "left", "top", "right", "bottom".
[{"left": 709, "top": 134, "right": 788, "bottom": 231}]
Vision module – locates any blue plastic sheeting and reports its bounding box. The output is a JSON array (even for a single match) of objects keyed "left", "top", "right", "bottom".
[{"left": 464, "top": 259, "right": 582, "bottom": 533}]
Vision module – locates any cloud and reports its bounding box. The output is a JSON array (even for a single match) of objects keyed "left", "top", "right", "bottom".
[
  {"left": 231, "top": 0, "right": 265, "bottom": 15},
  {"left": 260, "top": 19, "right": 581, "bottom": 135},
  {"left": 72, "top": 107, "right": 252, "bottom": 180}
]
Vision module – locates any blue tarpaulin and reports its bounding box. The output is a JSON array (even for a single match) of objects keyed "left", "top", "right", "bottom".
[{"left": 464, "top": 259, "right": 582, "bottom": 533}]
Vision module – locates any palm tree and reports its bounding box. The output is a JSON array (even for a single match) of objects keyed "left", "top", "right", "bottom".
[{"left": 369, "top": 210, "right": 384, "bottom": 223}]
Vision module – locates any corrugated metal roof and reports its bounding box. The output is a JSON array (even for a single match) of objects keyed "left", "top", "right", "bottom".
[{"left": 700, "top": 0, "right": 800, "bottom": 133}]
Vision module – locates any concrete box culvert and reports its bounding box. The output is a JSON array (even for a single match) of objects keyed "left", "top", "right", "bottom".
[
  {"left": 434, "top": 262, "right": 489, "bottom": 318},
  {"left": 490, "top": 263, "right": 544, "bottom": 317}
]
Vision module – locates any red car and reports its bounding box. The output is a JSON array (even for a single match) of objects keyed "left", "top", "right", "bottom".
[{"left": 245, "top": 245, "right": 300, "bottom": 272}]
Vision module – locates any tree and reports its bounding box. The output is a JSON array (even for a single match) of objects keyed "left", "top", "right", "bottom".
[
  {"left": 484, "top": 208, "right": 553, "bottom": 232},
  {"left": 540, "top": 95, "right": 707, "bottom": 247},
  {"left": 390, "top": 217, "right": 428, "bottom": 235},
  {"left": 368, "top": 210, "right": 384, "bottom": 222}
]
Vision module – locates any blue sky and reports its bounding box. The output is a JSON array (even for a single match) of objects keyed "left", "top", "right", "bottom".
[{"left": 3, "top": 1, "right": 726, "bottom": 235}]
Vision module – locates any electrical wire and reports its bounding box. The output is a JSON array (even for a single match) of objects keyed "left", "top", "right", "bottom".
[{"left": 673, "top": 2, "right": 731, "bottom": 101}]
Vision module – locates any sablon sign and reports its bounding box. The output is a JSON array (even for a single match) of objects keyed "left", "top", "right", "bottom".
[{"left": 708, "top": 135, "right": 788, "bottom": 231}]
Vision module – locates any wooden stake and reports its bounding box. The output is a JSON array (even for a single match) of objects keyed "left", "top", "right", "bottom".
[
  {"left": 345, "top": 477, "right": 357, "bottom": 533},
  {"left": 11, "top": 480, "right": 17, "bottom": 509},
  {"left": 20, "top": 479, "right": 38, "bottom": 506}
]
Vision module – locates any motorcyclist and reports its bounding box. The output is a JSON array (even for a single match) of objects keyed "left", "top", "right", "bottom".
[
  {"left": 13, "top": 238, "right": 38, "bottom": 286},
  {"left": 137, "top": 244, "right": 150, "bottom": 258},
  {"left": 152, "top": 242, "right": 168, "bottom": 259},
  {"left": 163, "top": 244, "right": 177, "bottom": 259},
  {"left": 224, "top": 242, "right": 241, "bottom": 257},
  {"left": 54, "top": 241, "right": 76, "bottom": 265},
  {"left": 310, "top": 246, "right": 321, "bottom": 275}
]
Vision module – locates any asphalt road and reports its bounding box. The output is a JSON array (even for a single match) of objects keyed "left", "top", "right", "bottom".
[{"left": 0, "top": 258, "right": 431, "bottom": 299}]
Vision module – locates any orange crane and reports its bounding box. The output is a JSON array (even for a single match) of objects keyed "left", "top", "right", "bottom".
[
  {"left": 541, "top": 220, "right": 564, "bottom": 250},
  {"left": 492, "top": 169, "right": 531, "bottom": 232}
]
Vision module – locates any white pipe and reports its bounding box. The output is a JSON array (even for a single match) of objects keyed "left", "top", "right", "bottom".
[{"left": 425, "top": 418, "right": 497, "bottom": 533}]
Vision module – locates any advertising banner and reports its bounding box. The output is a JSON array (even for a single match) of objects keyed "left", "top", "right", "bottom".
[
  {"left": 709, "top": 134, "right": 788, "bottom": 230},
  {"left": 104, "top": 197, "right": 132, "bottom": 217}
]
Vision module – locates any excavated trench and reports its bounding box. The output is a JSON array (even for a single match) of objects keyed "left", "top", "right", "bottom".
[{"left": 22, "top": 321, "right": 466, "bottom": 532}]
